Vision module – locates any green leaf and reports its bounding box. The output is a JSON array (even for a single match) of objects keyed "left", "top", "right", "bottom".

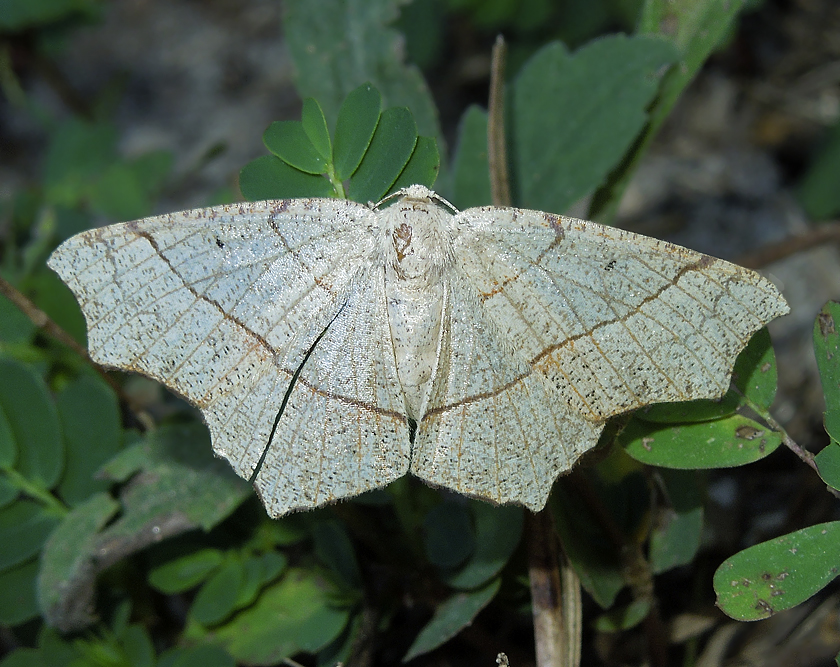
[
  {"left": 99, "top": 423, "right": 251, "bottom": 532},
  {"left": 283, "top": 1, "right": 442, "bottom": 147},
  {"left": 122, "top": 625, "right": 155, "bottom": 667},
  {"left": 797, "top": 119, "right": 840, "bottom": 219},
  {"left": 636, "top": 391, "right": 740, "bottom": 424},
  {"left": 148, "top": 548, "right": 225, "bottom": 594},
  {"left": 815, "top": 443, "right": 840, "bottom": 491},
  {"left": 0, "top": 357, "right": 64, "bottom": 488},
  {"left": 638, "top": 328, "right": 778, "bottom": 423},
  {"left": 733, "top": 328, "right": 779, "bottom": 410},
  {"left": 259, "top": 551, "right": 288, "bottom": 582},
  {"left": 0, "top": 293, "right": 35, "bottom": 345},
  {"left": 192, "top": 558, "right": 245, "bottom": 626},
  {"left": 0, "top": 474, "right": 17, "bottom": 509},
  {"left": 37, "top": 627, "right": 85, "bottom": 667},
  {"left": 43, "top": 425, "right": 249, "bottom": 631},
  {"left": 239, "top": 155, "right": 335, "bottom": 201},
  {"left": 0, "top": 558, "right": 39, "bottom": 626},
  {"left": 648, "top": 469, "right": 703, "bottom": 574},
  {"left": 312, "top": 520, "right": 362, "bottom": 588},
  {"left": 230, "top": 552, "right": 287, "bottom": 611},
  {"left": 0, "top": 499, "right": 62, "bottom": 570},
  {"left": 233, "top": 557, "right": 265, "bottom": 610},
  {"left": 550, "top": 479, "right": 626, "bottom": 608},
  {"left": 512, "top": 35, "right": 677, "bottom": 213},
  {"left": 348, "top": 107, "right": 417, "bottom": 203},
  {"left": 402, "top": 578, "right": 500, "bottom": 662},
  {"left": 317, "top": 613, "right": 359, "bottom": 667},
  {"left": 446, "top": 502, "right": 523, "bottom": 590},
  {"left": 389, "top": 135, "right": 440, "bottom": 194},
  {"left": 208, "top": 569, "right": 350, "bottom": 664},
  {"left": 263, "top": 121, "right": 329, "bottom": 174},
  {"left": 38, "top": 492, "right": 119, "bottom": 630},
  {"left": 621, "top": 413, "right": 782, "bottom": 468},
  {"left": 333, "top": 83, "right": 382, "bottom": 180},
  {"left": 814, "top": 302, "right": 840, "bottom": 443},
  {"left": 450, "top": 105, "right": 491, "bottom": 210},
  {"left": 29, "top": 269, "right": 87, "bottom": 347},
  {"left": 55, "top": 375, "right": 122, "bottom": 506},
  {"left": 423, "top": 500, "right": 474, "bottom": 570},
  {"left": 714, "top": 521, "right": 840, "bottom": 621},
  {"left": 301, "top": 98, "right": 331, "bottom": 160},
  {"left": 591, "top": 0, "right": 746, "bottom": 220},
  {"left": 0, "top": 397, "right": 16, "bottom": 469}
]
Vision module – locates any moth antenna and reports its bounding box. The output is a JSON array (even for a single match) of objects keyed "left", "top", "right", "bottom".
[{"left": 375, "top": 185, "right": 460, "bottom": 214}]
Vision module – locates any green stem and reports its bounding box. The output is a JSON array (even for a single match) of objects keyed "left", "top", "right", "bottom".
[
  {"left": 326, "top": 164, "right": 345, "bottom": 199},
  {"left": 746, "top": 398, "right": 818, "bottom": 474},
  {"left": 2, "top": 467, "right": 69, "bottom": 516}
]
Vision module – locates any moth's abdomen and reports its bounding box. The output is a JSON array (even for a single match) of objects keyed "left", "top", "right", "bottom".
[{"left": 385, "top": 280, "right": 444, "bottom": 422}]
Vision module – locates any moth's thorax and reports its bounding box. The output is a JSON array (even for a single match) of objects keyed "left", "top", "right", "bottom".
[
  {"left": 380, "top": 197, "right": 454, "bottom": 287},
  {"left": 380, "top": 193, "right": 454, "bottom": 421}
]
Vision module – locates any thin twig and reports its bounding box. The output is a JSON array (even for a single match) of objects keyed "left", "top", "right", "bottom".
[
  {"left": 760, "top": 407, "right": 819, "bottom": 473},
  {"left": 558, "top": 544, "right": 582, "bottom": 667},
  {"left": 735, "top": 389, "right": 820, "bottom": 476},
  {"left": 527, "top": 510, "right": 566, "bottom": 667},
  {"left": 0, "top": 276, "right": 128, "bottom": 401},
  {"left": 488, "top": 35, "right": 511, "bottom": 207},
  {"left": 736, "top": 221, "right": 840, "bottom": 269}
]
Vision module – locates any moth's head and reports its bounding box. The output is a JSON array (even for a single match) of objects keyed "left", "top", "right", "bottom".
[
  {"left": 398, "top": 184, "right": 436, "bottom": 202},
  {"left": 375, "top": 185, "right": 458, "bottom": 214},
  {"left": 378, "top": 188, "right": 456, "bottom": 284}
]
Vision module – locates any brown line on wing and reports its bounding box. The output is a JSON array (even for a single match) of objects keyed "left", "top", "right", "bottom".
[
  {"left": 423, "top": 254, "right": 737, "bottom": 418},
  {"left": 132, "top": 225, "right": 409, "bottom": 424}
]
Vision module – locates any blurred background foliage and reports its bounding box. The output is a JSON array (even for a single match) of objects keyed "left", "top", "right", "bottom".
[{"left": 2, "top": 0, "right": 840, "bottom": 665}]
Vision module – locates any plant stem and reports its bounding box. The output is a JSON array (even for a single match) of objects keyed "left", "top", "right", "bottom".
[
  {"left": 2, "top": 467, "right": 68, "bottom": 515},
  {"left": 0, "top": 276, "right": 129, "bottom": 401},
  {"left": 527, "top": 509, "right": 581, "bottom": 667},
  {"left": 753, "top": 401, "right": 819, "bottom": 474},
  {"left": 736, "top": 221, "right": 840, "bottom": 269},
  {"left": 488, "top": 35, "right": 511, "bottom": 208}
]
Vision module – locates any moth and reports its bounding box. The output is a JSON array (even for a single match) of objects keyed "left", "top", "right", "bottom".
[{"left": 49, "top": 185, "right": 789, "bottom": 517}]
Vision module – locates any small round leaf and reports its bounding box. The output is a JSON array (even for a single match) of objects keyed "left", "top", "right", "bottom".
[
  {"left": 389, "top": 135, "right": 440, "bottom": 194},
  {"left": 816, "top": 443, "right": 840, "bottom": 491},
  {"left": 0, "top": 558, "right": 39, "bottom": 626},
  {"left": 148, "top": 548, "right": 224, "bottom": 594},
  {"left": 714, "top": 521, "right": 840, "bottom": 621},
  {"left": 347, "top": 106, "right": 417, "bottom": 203},
  {"left": 423, "top": 501, "right": 474, "bottom": 570},
  {"left": 0, "top": 500, "right": 61, "bottom": 570},
  {"left": 263, "top": 121, "right": 328, "bottom": 174},
  {"left": 621, "top": 414, "right": 781, "bottom": 469},
  {"left": 0, "top": 358, "right": 63, "bottom": 489},
  {"left": 814, "top": 302, "right": 840, "bottom": 443},
  {"left": 402, "top": 578, "right": 500, "bottom": 662},
  {"left": 733, "top": 327, "right": 778, "bottom": 411},
  {"left": 191, "top": 558, "right": 244, "bottom": 626},
  {"left": 333, "top": 83, "right": 381, "bottom": 180},
  {"left": 239, "top": 155, "right": 334, "bottom": 201},
  {"left": 301, "top": 98, "right": 331, "bottom": 160}
]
